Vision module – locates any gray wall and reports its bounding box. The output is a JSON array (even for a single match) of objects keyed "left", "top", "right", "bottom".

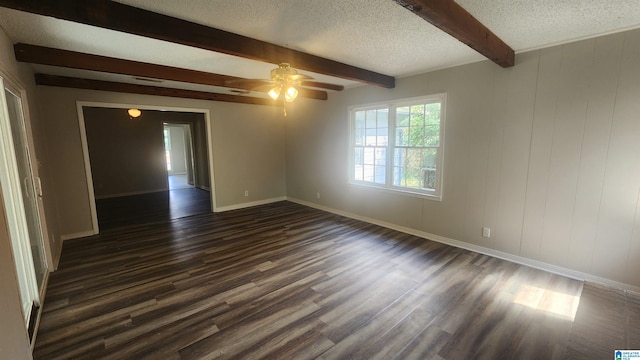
[
  {"left": 0, "top": 26, "right": 48, "bottom": 360},
  {"left": 286, "top": 28, "right": 640, "bottom": 289},
  {"left": 36, "top": 87, "right": 286, "bottom": 238},
  {"left": 84, "top": 107, "right": 168, "bottom": 198}
]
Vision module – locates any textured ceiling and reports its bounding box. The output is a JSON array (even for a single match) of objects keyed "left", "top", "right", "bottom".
[{"left": 1, "top": 0, "right": 640, "bottom": 95}]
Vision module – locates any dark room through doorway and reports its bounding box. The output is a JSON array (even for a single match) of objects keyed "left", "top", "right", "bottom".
[{"left": 82, "top": 106, "right": 212, "bottom": 230}]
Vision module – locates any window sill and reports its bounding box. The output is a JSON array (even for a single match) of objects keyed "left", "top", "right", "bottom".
[{"left": 348, "top": 181, "right": 442, "bottom": 202}]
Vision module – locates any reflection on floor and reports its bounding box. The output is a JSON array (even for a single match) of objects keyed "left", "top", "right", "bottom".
[
  {"left": 95, "top": 188, "right": 211, "bottom": 230},
  {"left": 168, "top": 174, "right": 192, "bottom": 190}
]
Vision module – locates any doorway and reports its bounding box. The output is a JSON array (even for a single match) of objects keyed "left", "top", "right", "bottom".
[
  {"left": 79, "top": 105, "right": 215, "bottom": 231},
  {"left": 164, "top": 123, "right": 194, "bottom": 190},
  {"left": 0, "top": 75, "right": 49, "bottom": 331}
]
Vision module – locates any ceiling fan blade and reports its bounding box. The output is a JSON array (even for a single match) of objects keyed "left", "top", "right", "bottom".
[
  {"left": 224, "top": 79, "right": 273, "bottom": 90},
  {"left": 301, "top": 81, "right": 344, "bottom": 91},
  {"left": 288, "top": 74, "right": 314, "bottom": 81},
  {"left": 253, "top": 84, "right": 275, "bottom": 92},
  {"left": 297, "top": 88, "right": 328, "bottom": 101}
]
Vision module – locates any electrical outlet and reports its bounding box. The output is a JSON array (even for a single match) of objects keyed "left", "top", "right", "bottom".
[
  {"left": 316, "top": 192, "right": 321, "bottom": 199},
  {"left": 244, "top": 190, "right": 249, "bottom": 197},
  {"left": 482, "top": 227, "right": 491, "bottom": 238}
]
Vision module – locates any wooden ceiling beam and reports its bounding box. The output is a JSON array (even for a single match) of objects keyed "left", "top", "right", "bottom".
[
  {"left": 0, "top": 0, "right": 395, "bottom": 88},
  {"left": 394, "top": 0, "right": 515, "bottom": 67},
  {"left": 34, "top": 74, "right": 277, "bottom": 106},
  {"left": 15, "top": 43, "right": 328, "bottom": 101}
]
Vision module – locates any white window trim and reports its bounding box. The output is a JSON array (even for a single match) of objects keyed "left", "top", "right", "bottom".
[{"left": 348, "top": 93, "right": 446, "bottom": 201}]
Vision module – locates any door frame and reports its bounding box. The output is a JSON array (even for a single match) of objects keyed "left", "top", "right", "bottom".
[
  {"left": 3, "top": 77, "right": 54, "bottom": 273},
  {"left": 76, "top": 101, "right": 217, "bottom": 235},
  {"left": 0, "top": 72, "right": 53, "bottom": 328}
]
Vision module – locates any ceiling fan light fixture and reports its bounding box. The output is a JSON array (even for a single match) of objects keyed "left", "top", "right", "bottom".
[
  {"left": 268, "top": 86, "right": 281, "bottom": 100},
  {"left": 128, "top": 108, "right": 142, "bottom": 118},
  {"left": 284, "top": 86, "right": 298, "bottom": 102}
]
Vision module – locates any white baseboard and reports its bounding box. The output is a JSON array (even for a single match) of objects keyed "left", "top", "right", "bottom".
[
  {"left": 61, "top": 230, "right": 96, "bottom": 241},
  {"left": 286, "top": 197, "right": 640, "bottom": 294},
  {"left": 95, "top": 188, "right": 169, "bottom": 200},
  {"left": 215, "top": 196, "right": 286, "bottom": 212}
]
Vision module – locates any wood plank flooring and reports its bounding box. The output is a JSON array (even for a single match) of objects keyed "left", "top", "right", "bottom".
[
  {"left": 35, "top": 201, "right": 639, "bottom": 359},
  {"left": 95, "top": 188, "right": 211, "bottom": 230}
]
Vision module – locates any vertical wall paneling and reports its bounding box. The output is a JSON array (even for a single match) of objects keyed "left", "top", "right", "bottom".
[
  {"left": 520, "top": 46, "right": 563, "bottom": 260},
  {"left": 539, "top": 39, "right": 595, "bottom": 267},
  {"left": 461, "top": 63, "right": 496, "bottom": 246},
  {"left": 494, "top": 53, "right": 538, "bottom": 255},
  {"left": 566, "top": 34, "right": 624, "bottom": 273},
  {"left": 591, "top": 31, "right": 640, "bottom": 282},
  {"left": 480, "top": 68, "right": 509, "bottom": 251}
]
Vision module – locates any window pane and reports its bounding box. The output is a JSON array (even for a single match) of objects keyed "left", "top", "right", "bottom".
[
  {"left": 354, "top": 147, "right": 363, "bottom": 165},
  {"left": 393, "top": 165, "right": 404, "bottom": 186},
  {"left": 393, "top": 148, "right": 405, "bottom": 166},
  {"left": 363, "top": 164, "right": 375, "bottom": 182},
  {"left": 396, "top": 126, "right": 409, "bottom": 146},
  {"left": 409, "top": 127, "right": 425, "bottom": 146},
  {"left": 363, "top": 147, "right": 375, "bottom": 165},
  {"left": 410, "top": 105, "right": 425, "bottom": 127},
  {"left": 353, "top": 165, "right": 364, "bottom": 181},
  {"left": 354, "top": 128, "right": 364, "bottom": 146},
  {"left": 397, "top": 107, "right": 410, "bottom": 126},
  {"left": 422, "top": 168, "right": 436, "bottom": 190},
  {"left": 425, "top": 103, "right": 441, "bottom": 125},
  {"left": 406, "top": 148, "right": 422, "bottom": 167},
  {"left": 422, "top": 148, "right": 437, "bottom": 169},
  {"left": 375, "top": 166, "right": 386, "bottom": 184},
  {"left": 404, "top": 167, "right": 421, "bottom": 188},
  {"left": 352, "top": 107, "right": 390, "bottom": 186},
  {"left": 424, "top": 125, "right": 439, "bottom": 146},
  {"left": 351, "top": 96, "right": 443, "bottom": 194},
  {"left": 365, "top": 128, "right": 377, "bottom": 146},
  {"left": 354, "top": 166, "right": 363, "bottom": 181},
  {"left": 366, "top": 110, "right": 376, "bottom": 128},
  {"left": 392, "top": 148, "right": 405, "bottom": 187},
  {"left": 393, "top": 146, "right": 437, "bottom": 189},
  {"left": 377, "top": 127, "right": 388, "bottom": 146},
  {"left": 377, "top": 109, "right": 389, "bottom": 128},
  {"left": 355, "top": 111, "right": 365, "bottom": 128},
  {"left": 375, "top": 147, "right": 386, "bottom": 166}
]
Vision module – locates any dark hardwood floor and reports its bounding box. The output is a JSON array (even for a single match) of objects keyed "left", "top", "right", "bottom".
[
  {"left": 95, "top": 188, "right": 211, "bottom": 230},
  {"left": 35, "top": 201, "right": 639, "bottom": 359}
]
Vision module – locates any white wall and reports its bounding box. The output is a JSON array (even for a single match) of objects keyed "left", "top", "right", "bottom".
[{"left": 286, "top": 28, "right": 640, "bottom": 289}]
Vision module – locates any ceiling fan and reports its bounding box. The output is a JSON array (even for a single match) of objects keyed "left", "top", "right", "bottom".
[{"left": 225, "top": 63, "right": 344, "bottom": 115}]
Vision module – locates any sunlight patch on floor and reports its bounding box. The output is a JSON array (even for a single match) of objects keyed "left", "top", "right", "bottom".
[{"left": 513, "top": 285, "right": 580, "bottom": 320}]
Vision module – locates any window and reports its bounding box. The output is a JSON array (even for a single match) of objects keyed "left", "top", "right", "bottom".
[{"left": 350, "top": 94, "right": 445, "bottom": 200}]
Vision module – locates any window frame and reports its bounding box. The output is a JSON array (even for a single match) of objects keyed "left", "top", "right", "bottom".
[{"left": 348, "top": 93, "right": 446, "bottom": 201}]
